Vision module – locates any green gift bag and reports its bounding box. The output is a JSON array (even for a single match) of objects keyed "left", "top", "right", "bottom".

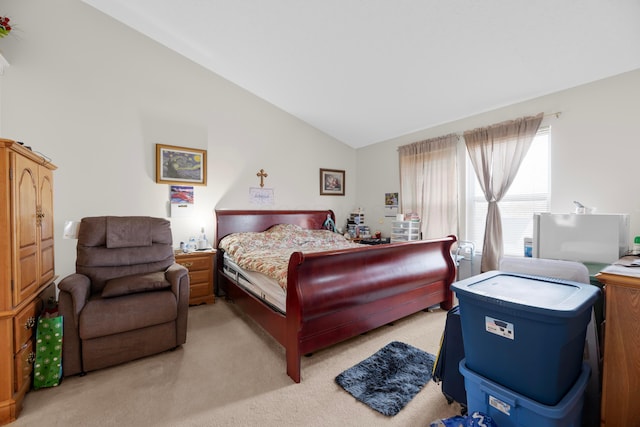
[{"left": 33, "top": 316, "right": 63, "bottom": 389}]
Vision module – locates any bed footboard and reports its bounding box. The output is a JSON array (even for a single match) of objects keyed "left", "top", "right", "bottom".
[{"left": 284, "top": 236, "right": 457, "bottom": 382}]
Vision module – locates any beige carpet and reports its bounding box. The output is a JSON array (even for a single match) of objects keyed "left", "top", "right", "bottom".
[{"left": 14, "top": 300, "right": 463, "bottom": 427}]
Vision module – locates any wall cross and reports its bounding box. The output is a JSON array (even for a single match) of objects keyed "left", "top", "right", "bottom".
[{"left": 256, "top": 169, "right": 268, "bottom": 188}]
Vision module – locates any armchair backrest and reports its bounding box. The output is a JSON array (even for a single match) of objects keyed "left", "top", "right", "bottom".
[{"left": 76, "top": 216, "right": 175, "bottom": 294}]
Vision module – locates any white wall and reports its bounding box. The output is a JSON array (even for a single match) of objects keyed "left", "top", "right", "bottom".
[
  {"left": 356, "top": 69, "right": 640, "bottom": 249},
  {"left": 2, "top": 1, "right": 639, "bottom": 283},
  {"left": 0, "top": 0, "right": 358, "bottom": 280}
]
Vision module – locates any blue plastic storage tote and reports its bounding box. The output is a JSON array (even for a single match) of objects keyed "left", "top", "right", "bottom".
[
  {"left": 451, "top": 271, "right": 599, "bottom": 405},
  {"left": 460, "top": 360, "right": 590, "bottom": 427}
]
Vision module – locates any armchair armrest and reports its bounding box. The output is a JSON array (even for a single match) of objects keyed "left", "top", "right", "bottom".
[
  {"left": 57, "top": 273, "right": 91, "bottom": 376},
  {"left": 165, "top": 263, "right": 189, "bottom": 298},
  {"left": 165, "top": 263, "right": 190, "bottom": 345},
  {"left": 58, "top": 273, "right": 91, "bottom": 319}
]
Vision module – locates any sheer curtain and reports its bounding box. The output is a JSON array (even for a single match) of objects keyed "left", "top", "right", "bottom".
[
  {"left": 463, "top": 113, "right": 543, "bottom": 272},
  {"left": 398, "top": 134, "right": 459, "bottom": 239}
]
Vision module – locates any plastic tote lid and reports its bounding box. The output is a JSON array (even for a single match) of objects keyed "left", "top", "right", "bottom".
[{"left": 451, "top": 271, "right": 600, "bottom": 316}]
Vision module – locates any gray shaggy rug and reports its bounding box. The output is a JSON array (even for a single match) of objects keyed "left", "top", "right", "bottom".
[{"left": 335, "top": 341, "right": 436, "bottom": 416}]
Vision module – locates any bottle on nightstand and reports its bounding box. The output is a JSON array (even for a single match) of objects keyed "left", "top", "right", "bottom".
[{"left": 197, "top": 227, "right": 208, "bottom": 250}]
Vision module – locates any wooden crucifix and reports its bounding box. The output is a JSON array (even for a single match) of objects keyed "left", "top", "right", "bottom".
[{"left": 256, "top": 169, "right": 268, "bottom": 188}]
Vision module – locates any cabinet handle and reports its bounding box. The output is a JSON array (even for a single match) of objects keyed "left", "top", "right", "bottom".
[
  {"left": 24, "top": 316, "right": 36, "bottom": 330},
  {"left": 181, "top": 262, "right": 193, "bottom": 268},
  {"left": 35, "top": 207, "right": 45, "bottom": 226},
  {"left": 27, "top": 352, "right": 36, "bottom": 364}
]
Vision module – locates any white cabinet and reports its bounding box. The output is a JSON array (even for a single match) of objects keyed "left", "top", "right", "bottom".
[{"left": 391, "top": 221, "right": 421, "bottom": 243}]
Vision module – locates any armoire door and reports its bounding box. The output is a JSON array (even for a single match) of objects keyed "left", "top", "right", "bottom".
[
  {"left": 38, "top": 166, "right": 55, "bottom": 285},
  {"left": 13, "top": 154, "right": 39, "bottom": 306}
]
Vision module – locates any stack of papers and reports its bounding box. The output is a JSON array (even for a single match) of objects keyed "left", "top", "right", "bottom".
[{"left": 599, "top": 256, "right": 640, "bottom": 278}]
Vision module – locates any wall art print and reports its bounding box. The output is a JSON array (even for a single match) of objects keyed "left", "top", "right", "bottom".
[
  {"left": 320, "top": 168, "right": 345, "bottom": 196},
  {"left": 156, "top": 144, "right": 207, "bottom": 186}
]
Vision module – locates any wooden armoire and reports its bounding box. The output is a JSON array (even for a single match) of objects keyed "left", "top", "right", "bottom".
[{"left": 0, "top": 138, "right": 57, "bottom": 424}]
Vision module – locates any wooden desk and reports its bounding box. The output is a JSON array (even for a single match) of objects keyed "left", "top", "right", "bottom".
[{"left": 595, "top": 262, "right": 640, "bottom": 426}]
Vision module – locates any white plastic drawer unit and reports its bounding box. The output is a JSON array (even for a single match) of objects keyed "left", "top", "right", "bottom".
[{"left": 390, "top": 220, "right": 421, "bottom": 242}]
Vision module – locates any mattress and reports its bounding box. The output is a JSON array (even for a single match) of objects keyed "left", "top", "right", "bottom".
[
  {"left": 222, "top": 252, "right": 286, "bottom": 314},
  {"left": 218, "top": 223, "right": 360, "bottom": 290}
]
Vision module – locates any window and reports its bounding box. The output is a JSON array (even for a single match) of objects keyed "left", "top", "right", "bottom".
[{"left": 466, "top": 127, "right": 550, "bottom": 256}]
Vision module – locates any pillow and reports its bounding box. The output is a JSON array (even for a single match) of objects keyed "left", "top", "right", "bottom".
[
  {"left": 102, "top": 271, "right": 170, "bottom": 298},
  {"left": 106, "top": 216, "right": 152, "bottom": 248},
  {"left": 265, "top": 223, "right": 303, "bottom": 233}
]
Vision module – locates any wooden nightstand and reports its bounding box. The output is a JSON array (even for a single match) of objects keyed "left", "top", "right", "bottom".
[{"left": 175, "top": 250, "right": 216, "bottom": 305}]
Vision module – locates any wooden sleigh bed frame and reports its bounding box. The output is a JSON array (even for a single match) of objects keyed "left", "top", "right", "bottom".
[{"left": 214, "top": 209, "right": 457, "bottom": 382}]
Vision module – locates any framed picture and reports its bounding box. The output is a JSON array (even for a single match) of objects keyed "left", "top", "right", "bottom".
[
  {"left": 319, "top": 168, "right": 345, "bottom": 196},
  {"left": 156, "top": 144, "right": 207, "bottom": 186}
]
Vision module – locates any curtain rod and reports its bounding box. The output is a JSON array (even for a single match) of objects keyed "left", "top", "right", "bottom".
[
  {"left": 399, "top": 111, "right": 562, "bottom": 149},
  {"left": 455, "top": 111, "right": 562, "bottom": 137}
]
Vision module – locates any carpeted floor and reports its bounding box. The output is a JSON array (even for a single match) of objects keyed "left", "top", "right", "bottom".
[{"left": 13, "top": 300, "right": 463, "bottom": 427}]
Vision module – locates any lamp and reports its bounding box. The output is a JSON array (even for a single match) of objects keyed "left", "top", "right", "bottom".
[{"left": 63, "top": 220, "right": 80, "bottom": 239}]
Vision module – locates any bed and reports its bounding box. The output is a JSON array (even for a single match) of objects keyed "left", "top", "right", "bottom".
[{"left": 215, "top": 209, "right": 457, "bottom": 382}]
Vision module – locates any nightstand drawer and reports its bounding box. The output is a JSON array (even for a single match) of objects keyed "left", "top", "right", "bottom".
[
  {"left": 190, "top": 282, "right": 212, "bottom": 299},
  {"left": 177, "top": 255, "right": 211, "bottom": 271},
  {"left": 187, "top": 269, "right": 210, "bottom": 285}
]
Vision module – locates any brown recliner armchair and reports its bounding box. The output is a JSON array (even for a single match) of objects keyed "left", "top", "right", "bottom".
[{"left": 57, "top": 216, "right": 189, "bottom": 376}]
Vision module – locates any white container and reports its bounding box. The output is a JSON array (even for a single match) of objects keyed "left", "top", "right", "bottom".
[
  {"left": 390, "top": 220, "right": 421, "bottom": 243},
  {"left": 533, "top": 213, "right": 630, "bottom": 263}
]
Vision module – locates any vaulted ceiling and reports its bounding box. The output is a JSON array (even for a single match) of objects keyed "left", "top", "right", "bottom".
[{"left": 83, "top": 0, "right": 640, "bottom": 148}]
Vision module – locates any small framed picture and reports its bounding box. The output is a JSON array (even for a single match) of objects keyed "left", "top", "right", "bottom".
[
  {"left": 319, "top": 168, "right": 345, "bottom": 196},
  {"left": 156, "top": 144, "right": 207, "bottom": 186}
]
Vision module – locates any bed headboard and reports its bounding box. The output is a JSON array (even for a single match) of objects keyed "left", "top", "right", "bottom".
[{"left": 214, "top": 209, "right": 335, "bottom": 247}]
